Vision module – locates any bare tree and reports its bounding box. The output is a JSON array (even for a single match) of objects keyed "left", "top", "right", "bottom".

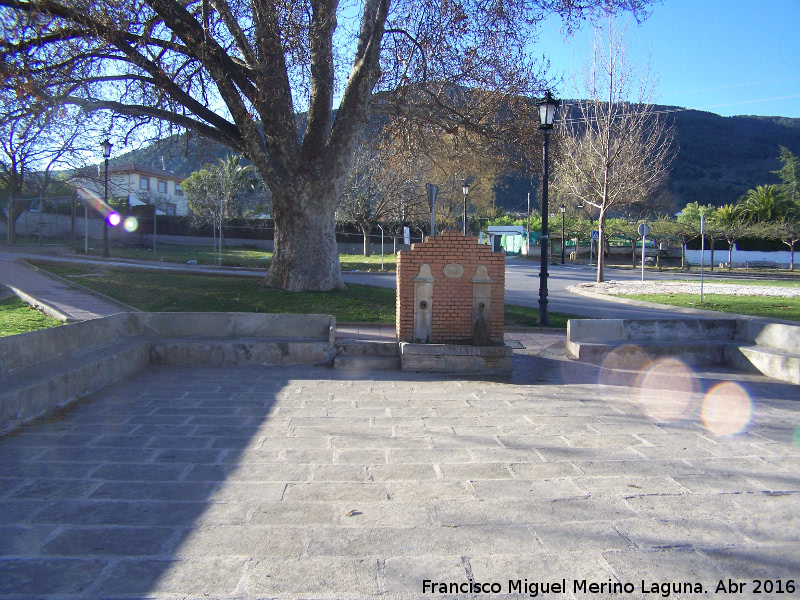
[
  {"left": 336, "top": 130, "right": 419, "bottom": 256},
  {"left": 0, "top": 0, "right": 654, "bottom": 289},
  {"left": 713, "top": 204, "right": 758, "bottom": 270},
  {"left": 765, "top": 218, "right": 800, "bottom": 272},
  {"left": 0, "top": 101, "right": 97, "bottom": 244},
  {"left": 555, "top": 15, "right": 675, "bottom": 282}
]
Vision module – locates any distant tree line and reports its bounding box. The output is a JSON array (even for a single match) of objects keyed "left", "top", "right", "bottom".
[{"left": 485, "top": 146, "right": 800, "bottom": 271}]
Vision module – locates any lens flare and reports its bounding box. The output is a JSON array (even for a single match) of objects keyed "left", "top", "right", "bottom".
[
  {"left": 76, "top": 186, "right": 121, "bottom": 224},
  {"left": 700, "top": 382, "right": 753, "bottom": 437},
  {"left": 794, "top": 424, "right": 800, "bottom": 448},
  {"left": 123, "top": 216, "right": 139, "bottom": 232},
  {"left": 599, "top": 345, "right": 651, "bottom": 387},
  {"left": 635, "top": 357, "right": 701, "bottom": 422}
]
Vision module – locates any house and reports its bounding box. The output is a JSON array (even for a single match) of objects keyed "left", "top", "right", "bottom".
[{"left": 71, "top": 163, "right": 188, "bottom": 216}]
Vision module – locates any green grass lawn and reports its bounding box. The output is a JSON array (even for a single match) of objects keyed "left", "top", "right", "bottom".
[
  {"left": 619, "top": 293, "right": 800, "bottom": 323},
  {"left": 0, "top": 296, "right": 62, "bottom": 337},
  {"left": 35, "top": 263, "right": 570, "bottom": 327},
  {"left": 82, "top": 242, "right": 397, "bottom": 271}
]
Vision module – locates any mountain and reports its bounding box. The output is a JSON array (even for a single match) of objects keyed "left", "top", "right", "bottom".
[
  {"left": 111, "top": 107, "right": 800, "bottom": 213},
  {"left": 667, "top": 110, "right": 800, "bottom": 209}
]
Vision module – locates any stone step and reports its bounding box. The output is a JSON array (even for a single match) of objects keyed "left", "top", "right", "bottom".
[
  {"left": 335, "top": 340, "right": 399, "bottom": 357},
  {"left": 333, "top": 355, "right": 401, "bottom": 370}
]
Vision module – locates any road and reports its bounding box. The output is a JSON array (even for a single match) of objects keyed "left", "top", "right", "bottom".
[
  {"left": 1, "top": 249, "right": 710, "bottom": 320},
  {"left": 342, "top": 259, "right": 692, "bottom": 319}
]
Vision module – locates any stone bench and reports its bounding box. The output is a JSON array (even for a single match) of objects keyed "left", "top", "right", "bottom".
[
  {"left": 566, "top": 318, "right": 800, "bottom": 385},
  {"left": 1, "top": 312, "right": 335, "bottom": 435}
]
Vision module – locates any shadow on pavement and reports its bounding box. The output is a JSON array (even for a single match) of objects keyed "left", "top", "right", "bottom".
[{"left": 1, "top": 352, "right": 799, "bottom": 598}]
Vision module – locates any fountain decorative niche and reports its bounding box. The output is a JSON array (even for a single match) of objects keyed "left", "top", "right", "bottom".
[{"left": 396, "top": 229, "right": 512, "bottom": 373}]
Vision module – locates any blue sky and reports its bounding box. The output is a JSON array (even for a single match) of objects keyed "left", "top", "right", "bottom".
[{"left": 537, "top": 0, "right": 800, "bottom": 118}]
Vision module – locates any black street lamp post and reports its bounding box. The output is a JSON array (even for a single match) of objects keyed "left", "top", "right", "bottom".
[
  {"left": 560, "top": 203, "right": 566, "bottom": 264},
  {"left": 536, "top": 91, "right": 559, "bottom": 326},
  {"left": 462, "top": 180, "right": 469, "bottom": 235},
  {"left": 101, "top": 139, "right": 112, "bottom": 258}
]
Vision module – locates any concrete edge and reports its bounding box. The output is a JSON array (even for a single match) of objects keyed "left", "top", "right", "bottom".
[
  {"left": 566, "top": 283, "right": 800, "bottom": 326},
  {"left": 15, "top": 258, "right": 142, "bottom": 314},
  {"left": 0, "top": 341, "right": 151, "bottom": 437},
  {"left": 6, "top": 285, "right": 77, "bottom": 323},
  {"left": 1, "top": 313, "right": 340, "bottom": 435},
  {"left": 564, "top": 316, "right": 800, "bottom": 384}
]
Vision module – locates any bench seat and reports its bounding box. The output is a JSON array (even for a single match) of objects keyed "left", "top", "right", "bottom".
[
  {"left": 567, "top": 318, "right": 800, "bottom": 385},
  {"left": 1, "top": 312, "right": 337, "bottom": 435},
  {"left": 1, "top": 338, "right": 151, "bottom": 434}
]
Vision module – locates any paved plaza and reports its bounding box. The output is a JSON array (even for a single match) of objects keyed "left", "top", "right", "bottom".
[{"left": 1, "top": 334, "right": 799, "bottom": 599}]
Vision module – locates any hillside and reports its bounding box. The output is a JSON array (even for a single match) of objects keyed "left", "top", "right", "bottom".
[
  {"left": 668, "top": 110, "right": 800, "bottom": 208},
  {"left": 112, "top": 107, "right": 800, "bottom": 213}
]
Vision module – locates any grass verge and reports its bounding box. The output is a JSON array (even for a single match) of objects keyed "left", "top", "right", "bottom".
[
  {"left": 34, "top": 263, "right": 571, "bottom": 327},
  {"left": 0, "top": 296, "right": 62, "bottom": 337},
  {"left": 619, "top": 293, "right": 800, "bottom": 323}
]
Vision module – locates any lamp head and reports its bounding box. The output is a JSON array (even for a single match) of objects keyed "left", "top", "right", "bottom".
[
  {"left": 101, "top": 139, "right": 113, "bottom": 159},
  {"left": 536, "top": 90, "right": 560, "bottom": 130}
]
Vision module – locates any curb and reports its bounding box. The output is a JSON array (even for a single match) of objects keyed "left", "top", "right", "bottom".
[
  {"left": 6, "top": 285, "right": 77, "bottom": 323},
  {"left": 15, "top": 259, "right": 142, "bottom": 315},
  {"left": 567, "top": 283, "right": 800, "bottom": 326}
]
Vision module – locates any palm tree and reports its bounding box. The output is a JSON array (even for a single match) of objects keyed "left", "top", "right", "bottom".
[
  {"left": 210, "top": 155, "right": 257, "bottom": 218},
  {"left": 209, "top": 155, "right": 258, "bottom": 255},
  {"left": 737, "top": 185, "right": 792, "bottom": 222}
]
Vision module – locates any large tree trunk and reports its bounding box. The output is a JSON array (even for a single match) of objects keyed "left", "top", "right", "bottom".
[{"left": 264, "top": 180, "right": 345, "bottom": 291}]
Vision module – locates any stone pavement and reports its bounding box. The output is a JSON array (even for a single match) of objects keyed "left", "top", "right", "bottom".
[
  {"left": 0, "top": 258, "right": 130, "bottom": 321},
  {"left": 1, "top": 337, "right": 799, "bottom": 599}
]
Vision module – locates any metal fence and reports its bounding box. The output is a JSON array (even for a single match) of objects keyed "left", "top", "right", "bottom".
[
  {"left": 2, "top": 196, "right": 425, "bottom": 258},
  {"left": 3, "top": 196, "right": 80, "bottom": 247}
]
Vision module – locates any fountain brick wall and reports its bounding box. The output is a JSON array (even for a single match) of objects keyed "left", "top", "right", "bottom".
[{"left": 396, "top": 229, "right": 505, "bottom": 344}]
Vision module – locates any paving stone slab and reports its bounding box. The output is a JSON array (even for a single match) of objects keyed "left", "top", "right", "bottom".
[{"left": 1, "top": 356, "right": 799, "bottom": 599}]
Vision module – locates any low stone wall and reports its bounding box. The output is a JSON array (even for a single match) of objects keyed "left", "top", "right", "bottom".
[
  {"left": 1, "top": 312, "right": 336, "bottom": 435},
  {"left": 685, "top": 249, "right": 795, "bottom": 269},
  {"left": 567, "top": 318, "right": 800, "bottom": 384},
  {"left": 399, "top": 342, "right": 512, "bottom": 374}
]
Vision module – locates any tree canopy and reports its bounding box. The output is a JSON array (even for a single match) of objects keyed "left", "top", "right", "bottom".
[{"left": 0, "top": 0, "right": 655, "bottom": 289}]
